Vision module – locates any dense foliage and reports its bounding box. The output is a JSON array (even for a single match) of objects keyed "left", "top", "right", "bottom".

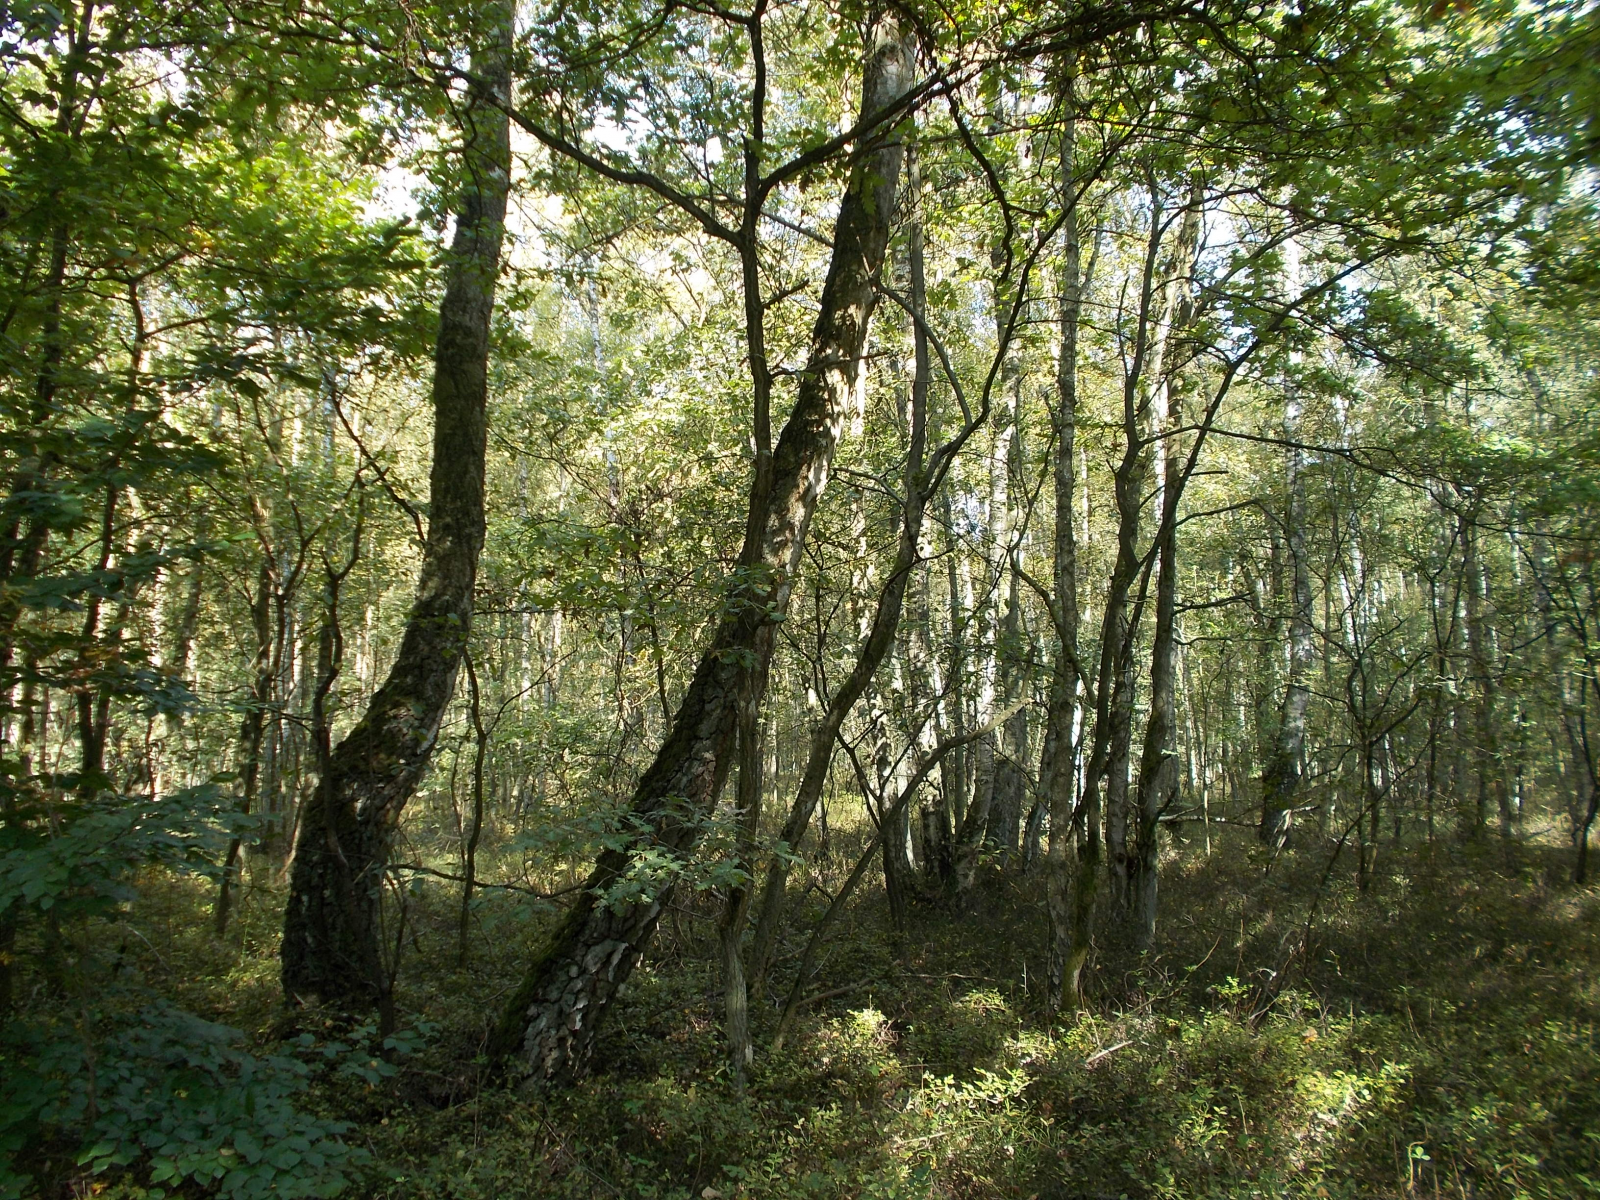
[{"left": 1, "top": 0, "right": 1596, "bottom": 1195}]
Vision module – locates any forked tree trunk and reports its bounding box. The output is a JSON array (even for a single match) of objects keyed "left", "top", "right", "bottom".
[
  {"left": 490, "top": 19, "right": 916, "bottom": 1084},
  {"left": 280, "top": 9, "right": 512, "bottom": 1008}
]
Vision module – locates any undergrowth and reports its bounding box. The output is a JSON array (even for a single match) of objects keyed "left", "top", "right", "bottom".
[{"left": 40, "top": 836, "right": 1600, "bottom": 1199}]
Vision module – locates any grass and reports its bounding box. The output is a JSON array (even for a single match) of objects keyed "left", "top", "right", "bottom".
[{"left": 84, "top": 831, "right": 1600, "bottom": 1199}]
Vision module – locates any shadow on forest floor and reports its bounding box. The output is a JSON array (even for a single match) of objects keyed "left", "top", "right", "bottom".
[{"left": 116, "top": 833, "right": 1599, "bottom": 1200}]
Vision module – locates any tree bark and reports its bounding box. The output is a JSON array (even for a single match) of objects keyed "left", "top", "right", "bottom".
[
  {"left": 279, "top": 9, "right": 511, "bottom": 1007},
  {"left": 216, "top": 559, "right": 273, "bottom": 935},
  {"left": 1460, "top": 509, "right": 1513, "bottom": 837},
  {"left": 1260, "top": 237, "right": 1313, "bottom": 848},
  {"left": 1043, "top": 97, "right": 1086, "bottom": 1011},
  {"left": 490, "top": 18, "right": 916, "bottom": 1085},
  {"left": 1130, "top": 188, "right": 1201, "bottom": 947}
]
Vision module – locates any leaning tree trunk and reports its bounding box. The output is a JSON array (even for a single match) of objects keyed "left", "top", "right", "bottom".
[
  {"left": 490, "top": 18, "right": 916, "bottom": 1085},
  {"left": 280, "top": 10, "right": 511, "bottom": 1009}
]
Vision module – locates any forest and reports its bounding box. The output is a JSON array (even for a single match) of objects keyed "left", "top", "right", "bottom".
[{"left": 1, "top": 0, "right": 1597, "bottom": 1195}]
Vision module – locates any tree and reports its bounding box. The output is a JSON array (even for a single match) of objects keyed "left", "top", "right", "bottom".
[
  {"left": 489, "top": 10, "right": 918, "bottom": 1084},
  {"left": 280, "top": 0, "right": 514, "bottom": 1010}
]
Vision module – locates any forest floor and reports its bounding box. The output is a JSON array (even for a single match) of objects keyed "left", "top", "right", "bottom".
[{"left": 119, "top": 832, "right": 1599, "bottom": 1200}]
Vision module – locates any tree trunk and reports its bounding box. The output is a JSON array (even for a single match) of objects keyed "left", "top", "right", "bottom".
[
  {"left": 216, "top": 559, "right": 273, "bottom": 935},
  {"left": 718, "top": 705, "right": 763, "bottom": 1085},
  {"left": 1460, "top": 510, "right": 1513, "bottom": 837},
  {"left": 1043, "top": 96, "right": 1085, "bottom": 1012},
  {"left": 458, "top": 654, "right": 488, "bottom": 967},
  {"left": 990, "top": 408, "right": 1030, "bottom": 864},
  {"left": 1260, "top": 237, "right": 1313, "bottom": 848},
  {"left": 490, "top": 19, "right": 916, "bottom": 1085},
  {"left": 1130, "top": 188, "right": 1201, "bottom": 947},
  {"left": 951, "top": 331, "right": 1020, "bottom": 894},
  {"left": 1131, "top": 387, "right": 1180, "bottom": 948},
  {"left": 1103, "top": 189, "right": 1185, "bottom": 913},
  {"left": 280, "top": 10, "right": 511, "bottom": 1007},
  {"left": 940, "top": 490, "right": 971, "bottom": 845},
  {"left": 744, "top": 134, "right": 932, "bottom": 992}
]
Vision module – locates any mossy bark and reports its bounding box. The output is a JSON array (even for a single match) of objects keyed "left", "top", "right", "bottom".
[{"left": 279, "top": 9, "right": 512, "bottom": 1008}]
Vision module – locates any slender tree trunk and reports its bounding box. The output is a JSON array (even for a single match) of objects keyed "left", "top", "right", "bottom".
[
  {"left": 951, "top": 379, "right": 1017, "bottom": 894},
  {"left": 280, "top": 10, "right": 511, "bottom": 1007},
  {"left": 0, "top": 7, "right": 90, "bottom": 679},
  {"left": 1460, "top": 510, "right": 1513, "bottom": 837},
  {"left": 1103, "top": 187, "right": 1185, "bottom": 913},
  {"left": 745, "top": 134, "right": 932, "bottom": 990},
  {"left": 1260, "top": 239, "right": 1314, "bottom": 848},
  {"left": 990, "top": 410, "right": 1030, "bottom": 864},
  {"left": 719, "top": 705, "right": 763, "bottom": 1085},
  {"left": 1043, "top": 99, "right": 1085, "bottom": 1011},
  {"left": 1131, "top": 402, "right": 1179, "bottom": 948},
  {"left": 458, "top": 654, "right": 487, "bottom": 967},
  {"left": 491, "top": 19, "right": 916, "bottom": 1084},
  {"left": 1130, "top": 189, "right": 1201, "bottom": 947},
  {"left": 216, "top": 560, "right": 273, "bottom": 935},
  {"left": 1569, "top": 672, "right": 1598, "bottom": 882},
  {"left": 940, "top": 490, "right": 969, "bottom": 847}
]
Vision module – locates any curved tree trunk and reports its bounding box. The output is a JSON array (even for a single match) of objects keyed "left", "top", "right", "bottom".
[
  {"left": 279, "top": 10, "right": 512, "bottom": 1008},
  {"left": 489, "top": 18, "right": 916, "bottom": 1085}
]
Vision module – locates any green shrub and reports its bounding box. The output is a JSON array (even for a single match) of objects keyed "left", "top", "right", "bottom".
[{"left": 0, "top": 1000, "right": 366, "bottom": 1200}]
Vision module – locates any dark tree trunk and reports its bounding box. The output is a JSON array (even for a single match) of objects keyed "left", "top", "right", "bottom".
[
  {"left": 490, "top": 18, "right": 916, "bottom": 1085},
  {"left": 280, "top": 13, "right": 511, "bottom": 1008}
]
